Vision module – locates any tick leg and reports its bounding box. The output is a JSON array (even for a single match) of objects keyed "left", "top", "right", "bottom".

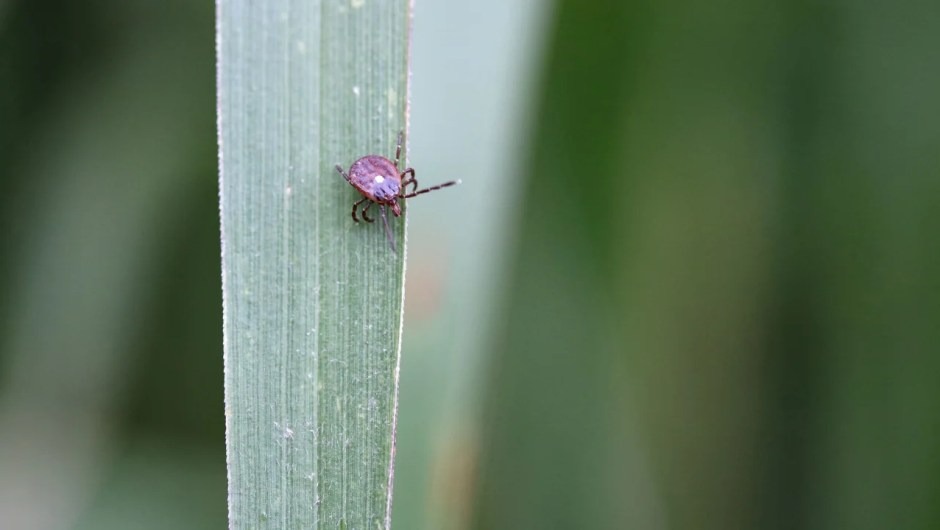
[
  {"left": 335, "top": 164, "right": 352, "bottom": 185},
  {"left": 403, "top": 179, "right": 460, "bottom": 199},
  {"left": 352, "top": 197, "right": 369, "bottom": 223},
  {"left": 400, "top": 168, "right": 418, "bottom": 195},
  {"left": 360, "top": 201, "right": 375, "bottom": 223},
  {"left": 379, "top": 205, "right": 397, "bottom": 252},
  {"left": 394, "top": 131, "right": 404, "bottom": 168}
]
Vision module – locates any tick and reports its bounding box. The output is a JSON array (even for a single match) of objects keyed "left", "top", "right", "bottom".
[{"left": 335, "top": 131, "right": 459, "bottom": 251}]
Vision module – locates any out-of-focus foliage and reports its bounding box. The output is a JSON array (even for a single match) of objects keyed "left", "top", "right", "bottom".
[
  {"left": 1, "top": 0, "right": 938, "bottom": 529},
  {"left": 0, "top": 2, "right": 224, "bottom": 529},
  {"left": 471, "top": 0, "right": 940, "bottom": 529}
]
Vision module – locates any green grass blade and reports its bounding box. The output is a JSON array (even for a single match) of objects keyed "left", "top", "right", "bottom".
[{"left": 217, "top": 1, "right": 410, "bottom": 529}]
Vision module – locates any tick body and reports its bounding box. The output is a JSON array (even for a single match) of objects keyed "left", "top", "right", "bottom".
[
  {"left": 347, "top": 155, "right": 404, "bottom": 216},
  {"left": 335, "top": 131, "right": 459, "bottom": 251}
]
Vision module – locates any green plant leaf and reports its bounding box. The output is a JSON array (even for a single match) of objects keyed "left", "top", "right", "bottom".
[{"left": 217, "top": 1, "right": 410, "bottom": 529}]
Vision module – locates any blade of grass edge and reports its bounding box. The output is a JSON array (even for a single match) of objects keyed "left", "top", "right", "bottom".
[{"left": 217, "top": 1, "right": 410, "bottom": 529}]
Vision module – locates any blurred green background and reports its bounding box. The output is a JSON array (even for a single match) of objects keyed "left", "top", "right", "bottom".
[{"left": 1, "top": 0, "right": 938, "bottom": 529}]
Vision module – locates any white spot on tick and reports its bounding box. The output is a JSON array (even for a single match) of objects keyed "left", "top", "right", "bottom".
[{"left": 374, "top": 175, "right": 385, "bottom": 183}]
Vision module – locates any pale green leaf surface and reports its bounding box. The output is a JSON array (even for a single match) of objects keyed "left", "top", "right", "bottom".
[{"left": 218, "top": 1, "right": 409, "bottom": 528}]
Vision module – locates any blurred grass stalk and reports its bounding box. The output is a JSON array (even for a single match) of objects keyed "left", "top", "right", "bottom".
[
  {"left": 217, "top": 1, "right": 410, "bottom": 529},
  {"left": 0, "top": 4, "right": 215, "bottom": 528},
  {"left": 472, "top": 0, "right": 940, "bottom": 529}
]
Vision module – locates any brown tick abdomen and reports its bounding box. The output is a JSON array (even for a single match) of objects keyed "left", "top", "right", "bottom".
[{"left": 348, "top": 156, "right": 401, "bottom": 203}]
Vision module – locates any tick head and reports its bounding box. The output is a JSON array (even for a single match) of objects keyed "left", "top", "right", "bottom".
[{"left": 390, "top": 200, "right": 401, "bottom": 216}]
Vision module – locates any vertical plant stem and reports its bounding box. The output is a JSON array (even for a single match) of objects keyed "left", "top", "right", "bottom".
[{"left": 217, "top": 1, "right": 410, "bottom": 528}]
